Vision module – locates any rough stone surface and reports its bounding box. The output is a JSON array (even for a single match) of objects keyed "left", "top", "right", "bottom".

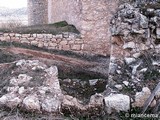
[
  {"left": 27, "top": 0, "right": 120, "bottom": 55},
  {"left": 0, "top": 32, "right": 84, "bottom": 53},
  {"left": 0, "top": 60, "right": 63, "bottom": 113},
  {"left": 28, "top": 0, "right": 48, "bottom": 25},
  {"left": 132, "top": 87, "right": 156, "bottom": 107},
  {"left": 104, "top": 94, "right": 130, "bottom": 113}
]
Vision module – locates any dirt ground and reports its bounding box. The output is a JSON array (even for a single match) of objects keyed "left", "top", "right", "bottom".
[{"left": 0, "top": 41, "right": 110, "bottom": 119}]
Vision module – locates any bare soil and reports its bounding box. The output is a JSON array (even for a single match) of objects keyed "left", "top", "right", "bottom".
[{"left": 0, "top": 41, "right": 110, "bottom": 119}]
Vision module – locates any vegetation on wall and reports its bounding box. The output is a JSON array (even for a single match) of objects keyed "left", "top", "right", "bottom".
[{"left": 0, "top": 21, "right": 80, "bottom": 34}]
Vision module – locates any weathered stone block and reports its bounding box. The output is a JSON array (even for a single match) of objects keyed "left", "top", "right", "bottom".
[
  {"left": 71, "top": 44, "right": 81, "bottom": 50},
  {"left": 38, "top": 42, "right": 44, "bottom": 47},
  {"left": 37, "top": 34, "right": 44, "bottom": 38},
  {"left": 0, "top": 36, "right": 10, "bottom": 41},
  {"left": 49, "top": 42, "right": 57, "bottom": 47},
  {"left": 55, "top": 34, "right": 62, "bottom": 39},
  {"left": 22, "top": 34, "right": 30, "bottom": 38},
  {"left": 60, "top": 40, "right": 68, "bottom": 45},
  {"left": 74, "top": 40, "right": 84, "bottom": 44},
  {"left": 62, "top": 32, "right": 69, "bottom": 38},
  {"left": 3, "top": 33, "right": 9, "bottom": 37},
  {"left": 104, "top": 94, "right": 130, "bottom": 113},
  {"left": 32, "top": 34, "right": 37, "bottom": 38},
  {"left": 68, "top": 40, "right": 74, "bottom": 44},
  {"left": 21, "top": 40, "right": 30, "bottom": 44},
  {"left": 31, "top": 41, "right": 38, "bottom": 46},
  {"left": 28, "top": 37, "right": 35, "bottom": 41},
  {"left": 123, "top": 42, "right": 136, "bottom": 49},
  {"left": 62, "top": 45, "right": 70, "bottom": 50},
  {"left": 43, "top": 34, "right": 53, "bottom": 39},
  {"left": 51, "top": 38, "right": 56, "bottom": 42},
  {"left": 15, "top": 34, "right": 22, "bottom": 37},
  {"left": 44, "top": 42, "right": 49, "bottom": 47},
  {"left": 9, "top": 33, "right": 15, "bottom": 37}
]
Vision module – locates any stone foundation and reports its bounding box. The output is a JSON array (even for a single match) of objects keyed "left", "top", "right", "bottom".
[{"left": 0, "top": 32, "right": 84, "bottom": 52}]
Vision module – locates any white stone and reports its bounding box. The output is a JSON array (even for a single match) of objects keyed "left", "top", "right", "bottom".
[
  {"left": 0, "top": 95, "right": 8, "bottom": 104},
  {"left": 152, "top": 61, "right": 160, "bottom": 66},
  {"left": 123, "top": 81, "right": 129, "bottom": 86},
  {"left": 55, "top": 34, "right": 62, "bottom": 38},
  {"left": 10, "top": 74, "right": 32, "bottom": 86},
  {"left": 45, "top": 66, "right": 58, "bottom": 76},
  {"left": 132, "top": 29, "right": 145, "bottom": 34},
  {"left": 15, "top": 34, "right": 22, "bottom": 37},
  {"left": 3, "top": 33, "right": 9, "bottom": 37},
  {"left": 140, "top": 68, "right": 148, "bottom": 73},
  {"left": 31, "top": 41, "right": 38, "bottom": 46},
  {"left": 37, "top": 34, "right": 43, "bottom": 38},
  {"left": 23, "top": 94, "right": 40, "bottom": 111},
  {"left": 7, "top": 97, "right": 22, "bottom": 108},
  {"left": 133, "top": 53, "right": 141, "bottom": 58},
  {"left": 104, "top": 94, "right": 130, "bottom": 113},
  {"left": 41, "top": 96, "right": 61, "bottom": 112},
  {"left": 18, "top": 87, "right": 25, "bottom": 94},
  {"left": 16, "top": 59, "right": 26, "bottom": 66},
  {"left": 116, "top": 70, "right": 122, "bottom": 74},
  {"left": 22, "top": 34, "right": 30, "bottom": 38},
  {"left": 89, "top": 79, "right": 99, "bottom": 86},
  {"left": 139, "top": 43, "right": 149, "bottom": 50},
  {"left": 7, "top": 86, "right": 19, "bottom": 93},
  {"left": 47, "top": 34, "right": 53, "bottom": 39},
  {"left": 115, "top": 84, "right": 123, "bottom": 90},
  {"left": 123, "top": 42, "right": 136, "bottom": 49},
  {"left": 0, "top": 94, "right": 21, "bottom": 108},
  {"left": 124, "top": 57, "right": 136, "bottom": 64},
  {"left": 32, "top": 34, "right": 37, "bottom": 38},
  {"left": 16, "top": 60, "right": 47, "bottom": 69}
]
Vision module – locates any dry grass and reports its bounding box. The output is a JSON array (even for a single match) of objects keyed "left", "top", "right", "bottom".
[{"left": 0, "top": 19, "right": 26, "bottom": 29}]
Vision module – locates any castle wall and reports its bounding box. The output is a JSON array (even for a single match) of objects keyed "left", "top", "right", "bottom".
[
  {"left": 48, "top": 0, "right": 119, "bottom": 55},
  {"left": 28, "top": 0, "right": 48, "bottom": 25},
  {"left": 0, "top": 32, "right": 84, "bottom": 52},
  {"left": 48, "top": 0, "right": 82, "bottom": 30},
  {"left": 80, "top": 0, "right": 119, "bottom": 55},
  {"left": 27, "top": 0, "right": 119, "bottom": 55}
]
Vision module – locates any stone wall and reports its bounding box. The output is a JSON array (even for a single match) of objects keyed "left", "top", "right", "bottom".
[
  {"left": 80, "top": 0, "right": 119, "bottom": 55},
  {"left": 0, "top": 32, "right": 84, "bottom": 52},
  {"left": 28, "top": 0, "right": 48, "bottom": 25},
  {"left": 109, "top": 2, "right": 160, "bottom": 111},
  {"left": 48, "top": 0, "right": 82, "bottom": 30},
  {"left": 28, "top": 0, "right": 120, "bottom": 55}
]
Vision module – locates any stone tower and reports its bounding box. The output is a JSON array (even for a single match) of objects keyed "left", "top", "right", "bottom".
[{"left": 28, "top": 0, "right": 48, "bottom": 25}]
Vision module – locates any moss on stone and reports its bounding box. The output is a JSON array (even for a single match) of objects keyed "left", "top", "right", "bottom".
[
  {"left": 51, "top": 21, "right": 68, "bottom": 27},
  {"left": 0, "top": 21, "right": 80, "bottom": 34}
]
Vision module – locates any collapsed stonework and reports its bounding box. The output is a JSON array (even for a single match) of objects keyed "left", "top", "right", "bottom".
[
  {"left": 0, "top": 60, "right": 62, "bottom": 113},
  {"left": 109, "top": 1, "right": 160, "bottom": 113},
  {"left": 0, "top": 0, "right": 160, "bottom": 118},
  {"left": 0, "top": 59, "right": 130, "bottom": 118}
]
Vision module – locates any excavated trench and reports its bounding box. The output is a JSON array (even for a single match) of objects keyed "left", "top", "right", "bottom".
[{"left": 0, "top": 41, "right": 109, "bottom": 105}]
